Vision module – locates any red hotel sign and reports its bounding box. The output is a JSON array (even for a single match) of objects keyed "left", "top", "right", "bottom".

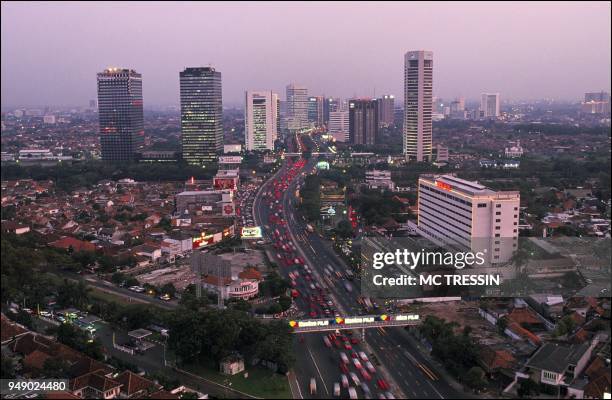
[{"left": 435, "top": 181, "right": 452, "bottom": 191}]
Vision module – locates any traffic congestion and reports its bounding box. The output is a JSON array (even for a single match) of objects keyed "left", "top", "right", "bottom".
[{"left": 254, "top": 135, "right": 395, "bottom": 399}]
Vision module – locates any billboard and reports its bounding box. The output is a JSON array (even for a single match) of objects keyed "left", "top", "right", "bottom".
[
  {"left": 222, "top": 203, "right": 236, "bottom": 216},
  {"left": 241, "top": 226, "right": 262, "bottom": 239},
  {"left": 214, "top": 177, "right": 237, "bottom": 190},
  {"left": 218, "top": 155, "right": 243, "bottom": 164}
]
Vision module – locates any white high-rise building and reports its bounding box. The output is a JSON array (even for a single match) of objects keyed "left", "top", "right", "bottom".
[
  {"left": 404, "top": 50, "right": 433, "bottom": 162},
  {"left": 417, "top": 174, "right": 520, "bottom": 265},
  {"left": 286, "top": 84, "right": 308, "bottom": 131},
  {"left": 245, "top": 91, "right": 279, "bottom": 151},
  {"left": 481, "top": 93, "right": 500, "bottom": 118},
  {"left": 328, "top": 102, "right": 349, "bottom": 142}
]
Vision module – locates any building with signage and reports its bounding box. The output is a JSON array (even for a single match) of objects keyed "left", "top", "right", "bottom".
[
  {"left": 308, "top": 96, "right": 324, "bottom": 127},
  {"left": 213, "top": 169, "right": 239, "bottom": 191},
  {"left": 245, "top": 91, "right": 279, "bottom": 151},
  {"left": 349, "top": 99, "right": 379, "bottom": 145},
  {"left": 377, "top": 95, "right": 395, "bottom": 127},
  {"left": 180, "top": 67, "right": 223, "bottom": 165},
  {"left": 224, "top": 144, "right": 242, "bottom": 154},
  {"left": 404, "top": 51, "right": 433, "bottom": 162},
  {"left": 97, "top": 68, "right": 144, "bottom": 162},
  {"left": 324, "top": 97, "right": 341, "bottom": 125},
  {"left": 175, "top": 190, "right": 234, "bottom": 217},
  {"left": 417, "top": 174, "right": 520, "bottom": 265}
]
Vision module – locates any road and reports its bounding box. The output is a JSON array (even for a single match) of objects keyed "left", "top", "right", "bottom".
[{"left": 253, "top": 134, "right": 464, "bottom": 399}]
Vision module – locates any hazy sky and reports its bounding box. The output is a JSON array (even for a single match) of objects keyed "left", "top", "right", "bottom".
[{"left": 2, "top": 1, "right": 610, "bottom": 107}]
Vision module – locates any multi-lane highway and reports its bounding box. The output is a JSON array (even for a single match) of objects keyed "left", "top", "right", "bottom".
[{"left": 253, "top": 133, "right": 463, "bottom": 399}]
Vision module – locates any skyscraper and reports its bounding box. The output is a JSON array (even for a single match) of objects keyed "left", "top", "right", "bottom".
[
  {"left": 307, "top": 96, "right": 324, "bottom": 127},
  {"left": 97, "top": 67, "right": 144, "bottom": 162},
  {"left": 324, "top": 97, "right": 341, "bottom": 125},
  {"left": 328, "top": 103, "right": 349, "bottom": 142},
  {"left": 404, "top": 50, "right": 433, "bottom": 162},
  {"left": 377, "top": 95, "right": 395, "bottom": 127},
  {"left": 180, "top": 67, "right": 223, "bottom": 165},
  {"left": 245, "top": 91, "right": 278, "bottom": 151},
  {"left": 285, "top": 84, "right": 308, "bottom": 131},
  {"left": 349, "top": 99, "right": 379, "bottom": 145},
  {"left": 480, "top": 93, "right": 500, "bottom": 118}
]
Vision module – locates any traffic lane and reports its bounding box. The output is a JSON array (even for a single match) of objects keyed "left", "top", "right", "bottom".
[{"left": 366, "top": 329, "right": 443, "bottom": 399}]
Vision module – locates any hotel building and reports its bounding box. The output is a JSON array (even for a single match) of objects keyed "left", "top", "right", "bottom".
[{"left": 417, "top": 174, "right": 520, "bottom": 265}]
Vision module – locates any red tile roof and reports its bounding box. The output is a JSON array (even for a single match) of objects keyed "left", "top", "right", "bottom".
[
  {"left": 115, "top": 371, "right": 159, "bottom": 397},
  {"left": 480, "top": 347, "right": 516, "bottom": 372},
  {"left": 70, "top": 371, "right": 121, "bottom": 393},
  {"left": 1, "top": 313, "right": 29, "bottom": 344},
  {"left": 49, "top": 236, "right": 96, "bottom": 252},
  {"left": 238, "top": 267, "right": 262, "bottom": 280}
]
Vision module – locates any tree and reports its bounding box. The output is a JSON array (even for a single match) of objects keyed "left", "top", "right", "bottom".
[
  {"left": 464, "top": 366, "right": 487, "bottom": 391},
  {"left": 111, "top": 272, "right": 125, "bottom": 285},
  {"left": 42, "top": 358, "right": 71, "bottom": 378},
  {"left": 517, "top": 379, "right": 540, "bottom": 398},
  {"left": 1, "top": 355, "right": 15, "bottom": 378},
  {"left": 160, "top": 283, "right": 176, "bottom": 297},
  {"left": 335, "top": 220, "right": 354, "bottom": 239},
  {"left": 278, "top": 295, "right": 292, "bottom": 311}
]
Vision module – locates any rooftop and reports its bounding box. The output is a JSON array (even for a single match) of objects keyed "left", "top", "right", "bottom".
[{"left": 526, "top": 342, "right": 590, "bottom": 374}]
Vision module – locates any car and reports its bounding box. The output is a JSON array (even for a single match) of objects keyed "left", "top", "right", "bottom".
[
  {"left": 348, "top": 387, "right": 358, "bottom": 399},
  {"left": 349, "top": 372, "right": 360, "bottom": 386},
  {"left": 360, "top": 369, "right": 371, "bottom": 381},
  {"left": 365, "top": 361, "right": 376, "bottom": 374},
  {"left": 351, "top": 352, "right": 359, "bottom": 359},
  {"left": 360, "top": 383, "right": 372, "bottom": 397},
  {"left": 352, "top": 359, "right": 362, "bottom": 369},
  {"left": 340, "top": 362, "right": 349, "bottom": 373},
  {"left": 350, "top": 338, "right": 359, "bottom": 345},
  {"left": 344, "top": 342, "right": 352, "bottom": 351},
  {"left": 359, "top": 351, "right": 368, "bottom": 362},
  {"left": 323, "top": 337, "right": 332, "bottom": 348},
  {"left": 333, "top": 382, "right": 341, "bottom": 397},
  {"left": 340, "top": 374, "right": 349, "bottom": 388},
  {"left": 377, "top": 379, "right": 390, "bottom": 391},
  {"left": 340, "top": 352, "right": 349, "bottom": 364},
  {"left": 384, "top": 391, "right": 395, "bottom": 399}
]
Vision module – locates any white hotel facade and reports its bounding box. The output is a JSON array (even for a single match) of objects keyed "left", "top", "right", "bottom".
[{"left": 417, "top": 174, "right": 520, "bottom": 265}]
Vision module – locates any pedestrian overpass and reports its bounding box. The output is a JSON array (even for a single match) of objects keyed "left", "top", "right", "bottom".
[{"left": 288, "top": 313, "right": 421, "bottom": 333}]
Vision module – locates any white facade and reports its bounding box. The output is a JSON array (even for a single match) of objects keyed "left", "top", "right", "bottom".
[
  {"left": 366, "top": 170, "right": 395, "bottom": 190},
  {"left": 417, "top": 174, "right": 520, "bottom": 265},
  {"left": 328, "top": 108, "right": 349, "bottom": 142},
  {"left": 481, "top": 93, "right": 500, "bottom": 118},
  {"left": 404, "top": 50, "right": 434, "bottom": 162},
  {"left": 43, "top": 115, "right": 56, "bottom": 124},
  {"left": 245, "top": 91, "right": 278, "bottom": 151},
  {"left": 505, "top": 140, "right": 524, "bottom": 158},
  {"left": 286, "top": 84, "right": 308, "bottom": 130}
]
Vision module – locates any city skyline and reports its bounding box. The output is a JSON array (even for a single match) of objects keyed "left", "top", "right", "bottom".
[{"left": 2, "top": 1, "right": 611, "bottom": 108}]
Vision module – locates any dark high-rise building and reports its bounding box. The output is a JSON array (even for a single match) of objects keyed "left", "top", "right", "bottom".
[
  {"left": 349, "top": 99, "right": 379, "bottom": 145},
  {"left": 97, "top": 68, "right": 144, "bottom": 162},
  {"left": 307, "top": 96, "right": 324, "bottom": 127},
  {"left": 377, "top": 95, "right": 395, "bottom": 127},
  {"left": 180, "top": 67, "right": 223, "bottom": 165},
  {"left": 324, "top": 97, "right": 340, "bottom": 126}
]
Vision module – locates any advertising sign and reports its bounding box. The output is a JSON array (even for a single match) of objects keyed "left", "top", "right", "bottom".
[
  {"left": 218, "top": 155, "right": 243, "bottom": 164},
  {"left": 214, "top": 178, "right": 237, "bottom": 190},
  {"left": 222, "top": 203, "right": 235, "bottom": 216},
  {"left": 241, "top": 226, "right": 263, "bottom": 239}
]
